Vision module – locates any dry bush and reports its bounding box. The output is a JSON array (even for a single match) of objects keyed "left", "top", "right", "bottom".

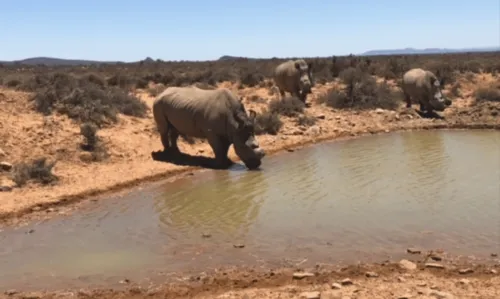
[
  {"left": 254, "top": 109, "right": 283, "bottom": 135},
  {"left": 11, "top": 157, "right": 58, "bottom": 187},
  {"left": 474, "top": 84, "right": 500, "bottom": 102},
  {"left": 317, "top": 67, "right": 402, "bottom": 110},
  {"left": 28, "top": 73, "right": 148, "bottom": 127},
  {"left": 147, "top": 84, "right": 166, "bottom": 97},
  {"left": 268, "top": 96, "right": 305, "bottom": 117},
  {"left": 296, "top": 114, "right": 317, "bottom": 127},
  {"left": 79, "top": 122, "right": 109, "bottom": 162}
]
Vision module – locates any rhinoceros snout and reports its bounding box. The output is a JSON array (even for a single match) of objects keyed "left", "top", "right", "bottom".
[
  {"left": 254, "top": 147, "right": 266, "bottom": 159},
  {"left": 444, "top": 99, "right": 452, "bottom": 106}
]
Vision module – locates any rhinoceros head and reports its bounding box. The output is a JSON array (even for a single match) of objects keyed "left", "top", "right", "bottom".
[
  {"left": 295, "top": 60, "right": 314, "bottom": 95},
  {"left": 232, "top": 108, "right": 265, "bottom": 170},
  {"left": 429, "top": 75, "right": 451, "bottom": 111}
]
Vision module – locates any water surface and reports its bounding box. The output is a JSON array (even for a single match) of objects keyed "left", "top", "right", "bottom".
[{"left": 1, "top": 130, "right": 499, "bottom": 290}]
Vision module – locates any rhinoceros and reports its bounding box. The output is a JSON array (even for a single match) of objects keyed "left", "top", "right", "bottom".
[
  {"left": 152, "top": 86, "right": 266, "bottom": 170},
  {"left": 273, "top": 59, "right": 314, "bottom": 104},
  {"left": 402, "top": 68, "right": 452, "bottom": 112}
]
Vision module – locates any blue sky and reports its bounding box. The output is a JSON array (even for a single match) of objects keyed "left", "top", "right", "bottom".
[{"left": 1, "top": 0, "right": 499, "bottom": 61}]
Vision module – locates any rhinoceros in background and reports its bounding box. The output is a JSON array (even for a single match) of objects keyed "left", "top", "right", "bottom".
[
  {"left": 402, "top": 68, "right": 452, "bottom": 113},
  {"left": 273, "top": 59, "right": 314, "bottom": 104},
  {"left": 152, "top": 86, "right": 266, "bottom": 170}
]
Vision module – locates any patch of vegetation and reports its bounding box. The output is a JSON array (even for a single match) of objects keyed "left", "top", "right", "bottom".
[
  {"left": 11, "top": 157, "right": 58, "bottom": 187},
  {"left": 247, "top": 94, "right": 267, "bottom": 104},
  {"left": 79, "top": 122, "right": 109, "bottom": 162},
  {"left": 317, "top": 67, "right": 402, "bottom": 110},
  {"left": 254, "top": 109, "right": 283, "bottom": 135},
  {"left": 268, "top": 96, "right": 305, "bottom": 117},
  {"left": 296, "top": 114, "right": 317, "bottom": 127},
  {"left": 147, "top": 84, "right": 166, "bottom": 97},
  {"left": 474, "top": 84, "right": 500, "bottom": 102},
  {"left": 28, "top": 72, "right": 149, "bottom": 127}
]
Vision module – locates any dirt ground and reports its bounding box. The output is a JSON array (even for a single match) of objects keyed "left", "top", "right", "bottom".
[{"left": 0, "top": 73, "right": 499, "bottom": 298}]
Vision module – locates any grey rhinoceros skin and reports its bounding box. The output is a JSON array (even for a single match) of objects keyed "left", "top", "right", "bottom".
[
  {"left": 273, "top": 59, "right": 314, "bottom": 104},
  {"left": 402, "top": 68, "right": 452, "bottom": 112},
  {"left": 152, "top": 85, "right": 265, "bottom": 170}
]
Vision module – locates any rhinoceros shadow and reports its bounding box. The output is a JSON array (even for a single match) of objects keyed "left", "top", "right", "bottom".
[{"left": 151, "top": 149, "right": 252, "bottom": 171}]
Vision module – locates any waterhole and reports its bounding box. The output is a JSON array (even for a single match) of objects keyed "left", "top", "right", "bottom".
[{"left": 1, "top": 130, "right": 499, "bottom": 290}]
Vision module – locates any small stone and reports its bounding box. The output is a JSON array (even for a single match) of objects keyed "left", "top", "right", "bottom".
[
  {"left": 397, "top": 294, "right": 412, "bottom": 299},
  {"left": 340, "top": 278, "right": 353, "bottom": 285},
  {"left": 293, "top": 272, "right": 315, "bottom": 279},
  {"left": 430, "top": 255, "right": 443, "bottom": 261},
  {"left": 399, "top": 259, "right": 417, "bottom": 271},
  {"left": 299, "top": 291, "right": 321, "bottom": 299},
  {"left": 458, "top": 268, "right": 473, "bottom": 274},
  {"left": 365, "top": 271, "right": 379, "bottom": 278},
  {"left": 459, "top": 278, "right": 470, "bottom": 285},
  {"left": 425, "top": 263, "right": 445, "bottom": 269},
  {"left": 0, "top": 185, "right": 12, "bottom": 192},
  {"left": 0, "top": 161, "right": 12, "bottom": 171},
  {"left": 429, "top": 290, "right": 455, "bottom": 299},
  {"left": 331, "top": 283, "right": 342, "bottom": 289},
  {"left": 201, "top": 233, "right": 211, "bottom": 238},
  {"left": 233, "top": 244, "right": 245, "bottom": 248},
  {"left": 489, "top": 269, "right": 498, "bottom": 274},
  {"left": 335, "top": 116, "right": 341, "bottom": 120},
  {"left": 119, "top": 278, "right": 130, "bottom": 284},
  {"left": 491, "top": 253, "right": 498, "bottom": 257},
  {"left": 416, "top": 282, "right": 427, "bottom": 287},
  {"left": 375, "top": 108, "right": 385, "bottom": 114},
  {"left": 317, "top": 114, "right": 326, "bottom": 119},
  {"left": 397, "top": 276, "right": 406, "bottom": 282},
  {"left": 286, "top": 148, "right": 294, "bottom": 152},
  {"left": 4, "top": 289, "right": 17, "bottom": 295},
  {"left": 407, "top": 248, "right": 421, "bottom": 254}
]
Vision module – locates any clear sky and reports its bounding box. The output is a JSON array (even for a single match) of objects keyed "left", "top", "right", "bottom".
[{"left": 1, "top": 0, "right": 499, "bottom": 61}]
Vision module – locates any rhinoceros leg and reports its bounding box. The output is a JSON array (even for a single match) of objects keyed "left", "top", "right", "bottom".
[
  {"left": 403, "top": 91, "right": 412, "bottom": 108},
  {"left": 168, "top": 126, "right": 181, "bottom": 154},
  {"left": 207, "top": 134, "right": 232, "bottom": 168}
]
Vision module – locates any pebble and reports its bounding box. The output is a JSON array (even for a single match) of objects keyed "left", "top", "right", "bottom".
[
  {"left": 316, "top": 114, "right": 326, "bottom": 119},
  {"left": 201, "top": 233, "right": 211, "bottom": 238},
  {"left": 4, "top": 289, "right": 17, "bottom": 295},
  {"left": 459, "top": 278, "right": 470, "bottom": 285},
  {"left": 233, "top": 244, "right": 245, "bottom": 248},
  {"left": 340, "top": 278, "right": 353, "bottom": 286},
  {"left": 375, "top": 108, "right": 385, "bottom": 114},
  {"left": 458, "top": 268, "right": 474, "bottom": 274},
  {"left": 429, "top": 290, "right": 455, "bottom": 299},
  {"left": 399, "top": 259, "right": 417, "bottom": 271},
  {"left": 0, "top": 161, "right": 12, "bottom": 171},
  {"left": 119, "top": 278, "right": 130, "bottom": 284},
  {"left": 397, "top": 276, "right": 407, "bottom": 282},
  {"left": 331, "top": 283, "right": 342, "bottom": 289},
  {"left": 365, "top": 271, "right": 379, "bottom": 278},
  {"left": 299, "top": 291, "right": 321, "bottom": 299},
  {"left": 293, "top": 272, "right": 315, "bottom": 279},
  {"left": 430, "top": 255, "right": 443, "bottom": 261},
  {"left": 397, "top": 294, "right": 413, "bottom": 299},
  {"left": 407, "top": 248, "right": 421, "bottom": 254},
  {"left": 425, "top": 263, "right": 445, "bottom": 269},
  {"left": 491, "top": 253, "right": 498, "bottom": 257},
  {"left": 490, "top": 269, "right": 498, "bottom": 274}
]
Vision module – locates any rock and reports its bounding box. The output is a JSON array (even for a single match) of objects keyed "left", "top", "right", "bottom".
[
  {"left": 416, "top": 282, "right": 427, "bottom": 287},
  {"left": 299, "top": 291, "right": 321, "bottom": 299},
  {"left": 0, "top": 161, "right": 12, "bottom": 171},
  {"left": 375, "top": 108, "right": 385, "bottom": 114},
  {"left": 407, "top": 248, "right": 421, "bottom": 254},
  {"left": 397, "top": 294, "right": 413, "bottom": 299},
  {"left": 397, "top": 276, "right": 406, "bottom": 282},
  {"left": 340, "top": 278, "right": 353, "bottom": 285},
  {"left": 430, "top": 255, "right": 443, "bottom": 261},
  {"left": 119, "top": 278, "right": 130, "bottom": 284},
  {"left": 490, "top": 269, "right": 498, "bottom": 274},
  {"left": 293, "top": 272, "right": 315, "bottom": 279},
  {"left": 399, "top": 259, "right": 417, "bottom": 271},
  {"left": 365, "top": 271, "right": 379, "bottom": 278},
  {"left": 79, "top": 152, "right": 94, "bottom": 163},
  {"left": 19, "top": 292, "right": 43, "bottom": 299},
  {"left": 233, "top": 244, "right": 245, "bottom": 248},
  {"left": 201, "top": 233, "right": 211, "bottom": 238},
  {"left": 429, "top": 290, "right": 455, "bottom": 298},
  {"left": 306, "top": 125, "right": 321, "bottom": 136},
  {"left": 331, "top": 283, "right": 342, "bottom": 289},
  {"left": 335, "top": 116, "right": 342, "bottom": 120},
  {"left": 317, "top": 114, "right": 326, "bottom": 119},
  {"left": 425, "top": 263, "right": 445, "bottom": 269},
  {"left": 458, "top": 268, "right": 474, "bottom": 274},
  {"left": 491, "top": 253, "right": 498, "bottom": 257},
  {"left": 0, "top": 185, "right": 13, "bottom": 192},
  {"left": 459, "top": 278, "right": 470, "bottom": 285},
  {"left": 4, "top": 289, "right": 17, "bottom": 295}
]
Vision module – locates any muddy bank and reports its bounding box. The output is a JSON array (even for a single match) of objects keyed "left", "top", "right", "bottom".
[
  {"left": 1, "top": 258, "right": 499, "bottom": 299},
  {"left": 1, "top": 74, "right": 500, "bottom": 226}
]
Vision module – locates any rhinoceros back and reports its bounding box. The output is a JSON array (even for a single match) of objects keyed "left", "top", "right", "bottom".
[
  {"left": 274, "top": 60, "right": 300, "bottom": 92},
  {"left": 153, "top": 86, "right": 237, "bottom": 138}
]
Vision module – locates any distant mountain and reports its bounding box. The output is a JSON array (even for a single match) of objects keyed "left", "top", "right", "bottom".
[
  {"left": 0, "top": 56, "right": 127, "bottom": 66},
  {"left": 361, "top": 47, "right": 500, "bottom": 56}
]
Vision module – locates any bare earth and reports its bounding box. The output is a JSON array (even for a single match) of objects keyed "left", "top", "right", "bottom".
[{"left": 0, "top": 73, "right": 499, "bottom": 298}]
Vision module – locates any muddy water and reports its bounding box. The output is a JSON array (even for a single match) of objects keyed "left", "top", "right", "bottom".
[{"left": 1, "top": 130, "right": 499, "bottom": 291}]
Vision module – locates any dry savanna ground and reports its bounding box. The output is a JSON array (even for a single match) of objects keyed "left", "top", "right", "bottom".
[{"left": 0, "top": 52, "right": 500, "bottom": 297}]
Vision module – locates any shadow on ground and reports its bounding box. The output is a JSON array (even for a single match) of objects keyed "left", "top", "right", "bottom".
[{"left": 151, "top": 150, "right": 253, "bottom": 172}]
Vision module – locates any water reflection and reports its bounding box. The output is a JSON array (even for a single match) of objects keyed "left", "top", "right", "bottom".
[{"left": 154, "top": 168, "right": 268, "bottom": 238}]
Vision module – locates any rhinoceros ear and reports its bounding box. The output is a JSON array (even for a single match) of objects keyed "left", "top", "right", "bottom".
[
  {"left": 294, "top": 61, "right": 301, "bottom": 70},
  {"left": 307, "top": 61, "right": 313, "bottom": 71}
]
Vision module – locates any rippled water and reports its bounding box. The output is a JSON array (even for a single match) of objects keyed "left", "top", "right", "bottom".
[{"left": 0, "top": 130, "right": 499, "bottom": 290}]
